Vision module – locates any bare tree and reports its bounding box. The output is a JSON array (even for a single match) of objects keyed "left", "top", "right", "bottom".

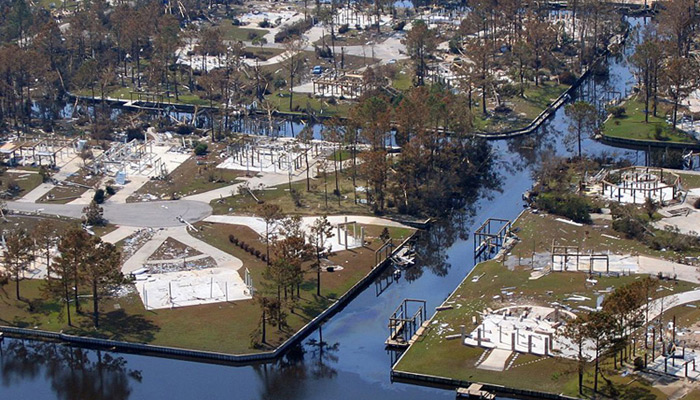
[
  {"left": 3, "top": 229, "right": 35, "bottom": 300},
  {"left": 309, "top": 215, "right": 334, "bottom": 296},
  {"left": 281, "top": 39, "right": 307, "bottom": 111}
]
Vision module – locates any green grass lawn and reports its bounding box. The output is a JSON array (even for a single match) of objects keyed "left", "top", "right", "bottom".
[
  {"left": 394, "top": 210, "right": 697, "bottom": 398},
  {"left": 264, "top": 90, "right": 352, "bottom": 117},
  {"left": 677, "top": 172, "right": 700, "bottom": 189},
  {"left": 392, "top": 70, "right": 413, "bottom": 91},
  {"left": 0, "top": 167, "right": 43, "bottom": 199},
  {"left": 217, "top": 23, "right": 269, "bottom": 42},
  {"left": 128, "top": 150, "right": 245, "bottom": 202},
  {"left": 603, "top": 97, "right": 697, "bottom": 144},
  {"left": 210, "top": 170, "right": 374, "bottom": 217},
  {"left": 474, "top": 81, "right": 569, "bottom": 132}
]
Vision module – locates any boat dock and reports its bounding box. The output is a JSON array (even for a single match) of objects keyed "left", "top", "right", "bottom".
[
  {"left": 456, "top": 384, "right": 495, "bottom": 399},
  {"left": 385, "top": 299, "right": 428, "bottom": 348}
]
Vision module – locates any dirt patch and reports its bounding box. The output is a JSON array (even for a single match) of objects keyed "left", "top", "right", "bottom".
[
  {"left": 117, "top": 228, "right": 156, "bottom": 263},
  {"left": 149, "top": 237, "right": 202, "bottom": 260}
]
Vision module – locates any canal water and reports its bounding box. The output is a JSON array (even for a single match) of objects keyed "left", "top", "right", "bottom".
[{"left": 2, "top": 18, "right": 647, "bottom": 400}]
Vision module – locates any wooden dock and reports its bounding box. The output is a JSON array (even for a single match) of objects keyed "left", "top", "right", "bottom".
[
  {"left": 385, "top": 320, "right": 430, "bottom": 348},
  {"left": 456, "top": 384, "right": 495, "bottom": 399}
]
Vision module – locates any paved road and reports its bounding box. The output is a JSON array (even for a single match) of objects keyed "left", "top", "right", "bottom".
[{"left": 7, "top": 200, "right": 212, "bottom": 228}]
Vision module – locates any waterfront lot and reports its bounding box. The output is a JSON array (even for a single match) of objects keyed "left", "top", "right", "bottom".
[
  {"left": 394, "top": 210, "right": 697, "bottom": 399},
  {"left": 0, "top": 220, "right": 414, "bottom": 354},
  {"left": 603, "top": 97, "right": 697, "bottom": 144}
]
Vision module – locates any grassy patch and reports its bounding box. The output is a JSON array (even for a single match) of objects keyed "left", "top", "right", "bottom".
[
  {"left": 211, "top": 170, "right": 374, "bottom": 216},
  {"left": 264, "top": 90, "right": 352, "bottom": 117},
  {"left": 474, "top": 81, "right": 569, "bottom": 132},
  {"left": 128, "top": 149, "right": 244, "bottom": 201},
  {"left": 677, "top": 173, "right": 700, "bottom": 189},
  {"left": 603, "top": 97, "right": 696, "bottom": 143},
  {"left": 217, "top": 23, "right": 268, "bottom": 42},
  {"left": 0, "top": 167, "right": 43, "bottom": 199},
  {"left": 39, "top": 168, "right": 101, "bottom": 204}
]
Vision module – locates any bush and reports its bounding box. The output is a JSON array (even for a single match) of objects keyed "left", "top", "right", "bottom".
[
  {"left": 274, "top": 18, "right": 313, "bottom": 42},
  {"left": 654, "top": 125, "right": 666, "bottom": 141},
  {"left": 290, "top": 188, "right": 303, "bottom": 207},
  {"left": 315, "top": 45, "right": 332, "bottom": 58},
  {"left": 254, "top": 250, "right": 261, "bottom": 258},
  {"left": 338, "top": 23, "right": 349, "bottom": 34},
  {"left": 558, "top": 71, "right": 577, "bottom": 86},
  {"left": 241, "top": 242, "right": 248, "bottom": 251},
  {"left": 194, "top": 142, "right": 208, "bottom": 156},
  {"left": 607, "top": 105, "right": 626, "bottom": 118},
  {"left": 258, "top": 19, "right": 271, "bottom": 28},
  {"left": 247, "top": 31, "right": 259, "bottom": 40},
  {"left": 175, "top": 125, "right": 195, "bottom": 135},
  {"left": 448, "top": 38, "right": 462, "bottom": 54},
  {"left": 228, "top": 234, "right": 236, "bottom": 243},
  {"left": 232, "top": 18, "right": 241, "bottom": 26},
  {"left": 535, "top": 193, "right": 592, "bottom": 223},
  {"left": 93, "top": 188, "right": 105, "bottom": 204},
  {"left": 633, "top": 357, "right": 644, "bottom": 370},
  {"left": 392, "top": 21, "right": 406, "bottom": 31},
  {"left": 105, "top": 185, "right": 116, "bottom": 195},
  {"left": 126, "top": 127, "right": 144, "bottom": 142},
  {"left": 694, "top": 198, "right": 700, "bottom": 209}
]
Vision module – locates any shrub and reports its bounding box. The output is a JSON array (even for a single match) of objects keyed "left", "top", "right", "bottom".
[
  {"left": 654, "top": 125, "right": 666, "bottom": 141},
  {"left": 6, "top": 179, "right": 20, "bottom": 193},
  {"left": 290, "top": 188, "right": 302, "bottom": 207},
  {"left": 241, "top": 242, "right": 248, "bottom": 251},
  {"left": 254, "top": 250, "right": 261, "bottom": 258},
  {"left": 194, "top": 142, "right": 208, "bottom": 156},
  {"left": 126, "top": 127, "right": 144, "bottom": 142},
  {"left": 232, "top": 19, "right": 241, "bottom": 26},
  {"left": 274, "top": 18, "right": 312, "bottom": 42},
  {"left": 633, "top": 357, "right": 644, "bottom": 370},
  {"left": 392, "top": 21, "right": 406, "bottom": 31},
  {"left": 558, "top": 71, "right": 577, "bottom": 86},
  {"left": 247, "top": 31, "right": 259, "bottom": 40},
  {"left": 175, "top": 125, "right": 195, "bottom": 135},
  {"left": 93, "top": 188, "right": 105, "bottom": 204},
  {"left": 535, "top": 193, "right": 592, "bottom": 223},
  {"left": 315, "top": 45, "right": 332, "bottom": 58},
  {"left": 258, "top": 19, "right": 270, "bottom": 28},
  {"left": 229, "top": 234, "right": 236, "bottom": 243},
  {"left": 338, "top": 23, "right": 349, "bottom": 34},
  {"left": 694, "top": 198, "right": 700, "bottom": 209},
  {"left": 607, "top": 105, "right": 626, "bottom": 118},
  {"left": 105, "top": 185, "right": 116, "bottom": 195},
  {"left": 448, "top": 38, "right": 462, "bottom": 54}
]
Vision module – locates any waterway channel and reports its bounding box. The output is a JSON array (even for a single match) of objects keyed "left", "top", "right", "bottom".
[{"left": 1, "top": 17, "right": 650, "bottom": 400}]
